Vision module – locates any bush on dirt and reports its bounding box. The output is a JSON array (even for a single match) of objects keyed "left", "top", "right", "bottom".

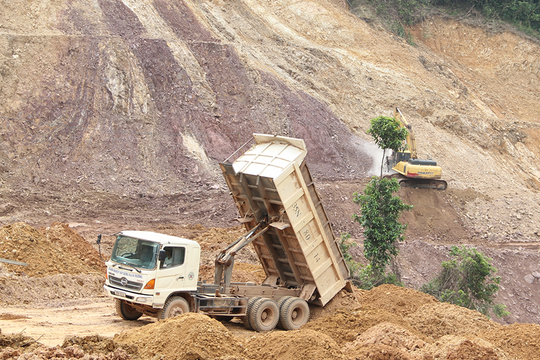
[{"left": 420, "top": 245, "right": 510, "bottom": 318}]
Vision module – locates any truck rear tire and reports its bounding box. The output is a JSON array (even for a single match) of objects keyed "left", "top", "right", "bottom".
[
  {"left": 158, "top": 296, "right": 190, "bottom": 319},
  {"left": 279, "top": 297, "right": 309, "bottom": 330},
  {"left": 243, "top": 296, "right": 263, "bottom": 330},
  {"left": 115, "top": 299, "right": 143, "bottom": 321},
  {"left": 249, "top": 298, "right": 279, "bottom": 332},
  {"left": 276, "top": 296, "right": 293, "bottom": 329}
]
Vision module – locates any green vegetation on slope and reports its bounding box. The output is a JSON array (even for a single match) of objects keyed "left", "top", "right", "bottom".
[{"left": 349, "top": 0, "right": 540, "bottom": 39}]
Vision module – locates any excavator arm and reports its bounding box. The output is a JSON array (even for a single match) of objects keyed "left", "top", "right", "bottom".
[{"left": 394, "top": 107, "right": 417, "bottom": 159}]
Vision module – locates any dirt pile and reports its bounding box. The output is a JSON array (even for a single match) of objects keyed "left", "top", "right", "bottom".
[
  {"left": 244, "top": 329, "right": 346, "bottom": 360},
  {"left": 39, "top": 222, "right": 106, "bottom": 273},
  {"left": 114, "top": 313, "right": 244, "bottom": 360},
  {"left": 0, "top": 273, "right": 104, "bottom": 305},
  {"left": 341, "top": 322, "right": 426, "bottom": 359},
  {"left": 479, "top": 323, "right": 540, "bottom": 360},
  {"left": 0, "top": 222, "right": 105, "bottom": 305},
  {"left": 3, "top": 282, "right": 540, "bottom": 359},
  {"left": 0, "top": 343, "right": 132, "bottom": 360},
  {"left": 0, "top": 222, "right": 94, "bottom": 277},
  {"left": 406, "top": 302, "right": 501, "bottom": 341}
]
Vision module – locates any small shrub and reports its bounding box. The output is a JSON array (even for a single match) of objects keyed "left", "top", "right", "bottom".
[{"left": 420, "top": 245, "right": 510, "bottom": 318}]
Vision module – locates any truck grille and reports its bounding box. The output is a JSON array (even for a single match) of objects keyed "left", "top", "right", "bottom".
[{"left": 108, "top": 275, "right": 143, "bottom": 292}]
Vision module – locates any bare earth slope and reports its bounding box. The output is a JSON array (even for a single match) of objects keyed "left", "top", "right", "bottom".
[{"left": 1, "top": 0, "right": 540, "bottom": 350}]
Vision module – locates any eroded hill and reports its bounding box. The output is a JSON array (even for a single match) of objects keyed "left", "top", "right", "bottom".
[{"left": 1, "top": 0, "right": 540, "bottom": 333}]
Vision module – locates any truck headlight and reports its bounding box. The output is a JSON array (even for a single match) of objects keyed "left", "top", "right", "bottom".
[{"left": 136, "top": 297, "right": 148, "bottom": 303}]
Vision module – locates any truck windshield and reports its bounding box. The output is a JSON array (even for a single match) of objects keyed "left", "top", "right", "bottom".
[{"left": 110, "top": 236, "right": 159, "bottom": 270}]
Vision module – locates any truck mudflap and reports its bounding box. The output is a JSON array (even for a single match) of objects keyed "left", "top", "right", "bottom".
[{"left": 194, "top": 293, "right": 248, "bottom": 317}]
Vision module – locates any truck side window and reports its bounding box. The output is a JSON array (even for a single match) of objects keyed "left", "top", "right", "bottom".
[{"left": 161, "top": 246, "right": 185, "bottom": 268}]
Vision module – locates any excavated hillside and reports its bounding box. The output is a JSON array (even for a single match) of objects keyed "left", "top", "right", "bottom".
[{"left": 1, "top": 0, "right": 540, "bottom": 345}]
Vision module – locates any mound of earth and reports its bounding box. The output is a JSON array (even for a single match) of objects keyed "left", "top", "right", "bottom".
[
  {"left": 342, "top": 322, "right": 426, "bottom": 353},
  {"left": 39, "top": 222, "right": 106, "bottom": 273},
  {"left": 405, "top": 302, "right": 501, "bottom": 341},
  {"left": 0, "top": 273, "right": 104, "bottom": 305},
  {"left": 0, "top": 222, "right": 94, "bottom": 277},
  {"left": 479, "top": 323, "right": 540, "bottom": 360},
  {"left": 422, "top": 336, "right": 500, "bottom": 360},
  {"left": 0, "top": 344, "right": 132, "bottom": 360},
  {"left": 114, "top": 313, "right": 244, "bottom": 360},
  {"left": 309, "top": 288, "right": 365, "bottom": 320},
  {"left": 356, "top": 284, "right": 439, "bottom": 317},
  {"left": 62, "top": 335, "right": 137, "bottom": 356},
  {"left": 303, "top": 306, "right": 424, "bottom": 346},
  {"left": 0, "top": 332, "right": 40, "bottom": 352},
  {"left": 244, "top": 329, "right": 346, "bottom": 360}
]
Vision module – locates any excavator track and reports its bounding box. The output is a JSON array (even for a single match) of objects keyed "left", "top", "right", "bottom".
[
  {"left": 399, "top": 178, "right": 448, "bottom": 190},
  {"left": 383, "top": 174, "right": 448, "bottom": 190}
]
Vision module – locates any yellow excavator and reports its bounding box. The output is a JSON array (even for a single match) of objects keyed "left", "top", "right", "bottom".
[{"left": 385, "top": 108, "right": 447, "bottom": 190}]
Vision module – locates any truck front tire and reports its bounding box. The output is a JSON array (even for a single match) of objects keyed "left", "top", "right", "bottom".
[
  {"left": 115, "top": 299, "right": 143, "bottom": 321},
  {"left": 249, "top": 298, "right": 279, "bottom": 332},
  {"left": 158, "top": 296, "right": 190, "bottom": 319}
]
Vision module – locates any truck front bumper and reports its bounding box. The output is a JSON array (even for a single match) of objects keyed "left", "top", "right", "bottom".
[{"left": 103, "top": 285, "right": 154, "bottom": 306}]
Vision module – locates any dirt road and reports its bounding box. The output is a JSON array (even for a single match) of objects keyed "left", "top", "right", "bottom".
[{"left": 1, "top": 298, "right": 140, "bottom": 347}]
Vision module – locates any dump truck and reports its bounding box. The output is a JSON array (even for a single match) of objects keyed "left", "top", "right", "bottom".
[{"left": 102, "top": 134, "right": 351, "bottom": 331}]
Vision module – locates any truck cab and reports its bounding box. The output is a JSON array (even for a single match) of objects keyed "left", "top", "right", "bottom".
[{"left": 103, "top": 231, "right": 200, "bottom": 319}]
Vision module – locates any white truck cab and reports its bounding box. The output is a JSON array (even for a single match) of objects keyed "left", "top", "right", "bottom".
[{"left": 103, "top": 231, "right": 200, "bottom": 319}]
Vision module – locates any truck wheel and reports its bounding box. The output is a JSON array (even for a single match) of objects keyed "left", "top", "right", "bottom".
[
  {"left": 243, "top": 296, "right": 262, "bottom": 330},
  {"left": 276, "top": 296, "right": 293, "bottom": 329},
  {"left": 159, "top": 296, "right": 190, "bottom": 319},
  {"left": 279, "top": 297, "right": 309, "bottom": 330},
  {"left": 249, "top": 298, "right": 279, "bottom": 332},
  {"left": 115, "top": 299, "right": 143, "bottom": 320}
]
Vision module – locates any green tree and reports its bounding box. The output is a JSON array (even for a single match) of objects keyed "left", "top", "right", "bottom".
[
  {"left": 339, "top": 232, "right": 402, "bottom": 290},
  {"left": 353, "top": 176, "right": 413, "bottom": 279},
  {"left": 420, "top": 245, "right": 510, "bottom": 318},
  {"left": 367, "top": 115, "right": 409, "bottom": 176}
]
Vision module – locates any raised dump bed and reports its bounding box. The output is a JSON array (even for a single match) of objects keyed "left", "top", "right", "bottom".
[{"left": 220, "top": 134, "right": 350, "bottom": 306}]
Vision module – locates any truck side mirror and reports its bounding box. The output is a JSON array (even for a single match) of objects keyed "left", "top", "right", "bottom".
[
  {"left": 96, "top": 234, "right": 101, "bottom": 245},
  {"left": 158, "top": 249, "right": 166, "bottom": 262}
]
